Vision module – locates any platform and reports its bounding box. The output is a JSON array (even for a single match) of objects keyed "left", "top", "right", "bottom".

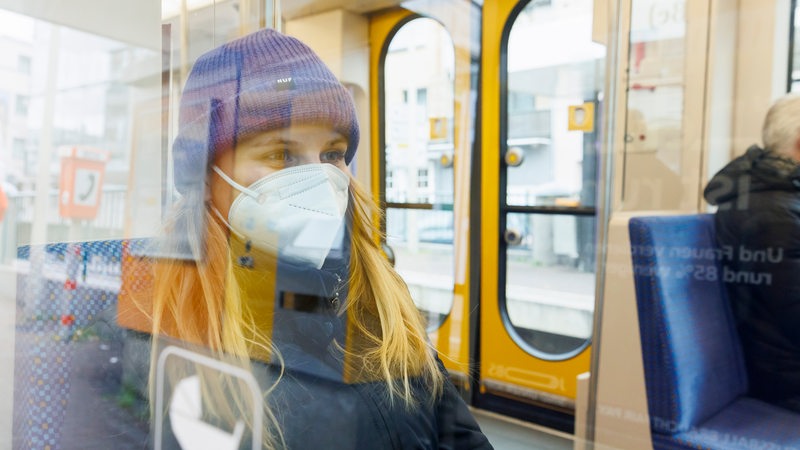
[{"left": 473, "top": 408, "right": 574, "bottom": 450}]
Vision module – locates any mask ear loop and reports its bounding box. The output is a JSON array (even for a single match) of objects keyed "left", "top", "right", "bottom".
[
  {"left": 211, "top": 165, "right": 266, "bottom": 203},
  {"left": 208, "top": 170, "right": 256, "bottom": 268},
  {"left": 210, "top": 205, "right": 255, "bottom": 269}
]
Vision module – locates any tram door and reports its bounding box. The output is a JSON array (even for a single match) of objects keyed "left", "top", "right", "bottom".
[
  {"left": 478, "top": 0, "right": 606, "bottom": 428},
  {"left": 370, "top": 4, "right": 481, "bottom": 388}
]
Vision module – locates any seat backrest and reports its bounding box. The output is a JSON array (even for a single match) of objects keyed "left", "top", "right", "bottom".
[
  {"left": 15, "top": 239, "right": 127, "bottom": 449},
  {"left": 629, "top": 214, "right": 748, "bottom": 434}
]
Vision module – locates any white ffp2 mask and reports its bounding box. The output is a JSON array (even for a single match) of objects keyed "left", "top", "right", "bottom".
[{"left": 213, "top": 164, "right": 349, "bottom": 269}]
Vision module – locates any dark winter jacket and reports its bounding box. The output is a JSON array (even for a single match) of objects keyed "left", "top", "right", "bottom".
[
  {"left": 159, "top": 311, "right": 492, "bottom": 450},
  {"left": 159, "top": 254, "right": 494, "bottom": 450},
  {"left": 703, "top": 145, "right": 800, "bottom": 410},
  {"left": 261, "top": 308, "right": 492, "bottom": 449}
]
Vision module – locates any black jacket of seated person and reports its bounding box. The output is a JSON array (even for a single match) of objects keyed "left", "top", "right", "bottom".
[{"left": 704, "top": 145, "right": 800, "bottom": 412}]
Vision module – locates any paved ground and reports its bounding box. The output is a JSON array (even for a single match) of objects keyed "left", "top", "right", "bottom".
[
  {"left": 474, "top": 409, "right": 573, "bottom": 450},
  {"left": 12, "top": 334, "right": 150, "bottom": 450}
]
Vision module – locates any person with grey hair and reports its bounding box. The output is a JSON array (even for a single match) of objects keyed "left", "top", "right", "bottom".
[{"left": 704, "top": 93, "right": 800, "bottom": 413}]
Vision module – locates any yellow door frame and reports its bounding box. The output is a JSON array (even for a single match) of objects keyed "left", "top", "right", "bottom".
[{"left": 479, "top": 0, "right": 593, "bottom": 406}]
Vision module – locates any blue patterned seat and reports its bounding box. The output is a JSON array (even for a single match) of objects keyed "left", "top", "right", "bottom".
[
  {"left": 629, "top": 215, "right": 800, "bottom": 450},
  {"left": 14, "top": 239, "right": 149, "bottom": 449}
]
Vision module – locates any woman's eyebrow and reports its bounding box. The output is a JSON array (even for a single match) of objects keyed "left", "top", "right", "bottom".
[
  {"left": 326, "top": 137, "right": 348, "bottom": 146},
  {"left": 251, "top": 137, "right": 296, "bottom": 146}
]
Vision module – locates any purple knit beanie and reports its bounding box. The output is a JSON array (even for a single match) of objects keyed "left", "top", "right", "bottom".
[{"left": 173, "top": 29, "right": 359, "bottom": 193}]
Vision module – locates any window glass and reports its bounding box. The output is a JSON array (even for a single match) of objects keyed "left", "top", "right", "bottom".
[
  {"left": 384, "top": 18, "right": 455, "bottom": 205},
  {"left": 504, "top": 213, "right": 595, "bottom": 355},
  {"left": 502, "top": 0, "right": 601, "bottom": 358},
  {"left": 383, "top": 18, "right": 456, "bottom": 330},
  {"left": 505, "top": 0, "right": 605, "bottom": 208},
  {"left": 621, "top": 0, "right": 686, "bottom": 209},
  {"left": 0, "top": 6, "right": 161, "bottom": 448},
  {"left": 1, "top": 4, "right": 484, "bottom": 448}
]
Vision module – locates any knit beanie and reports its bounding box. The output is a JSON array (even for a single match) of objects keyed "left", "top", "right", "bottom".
[{"left": 172, "top": 29, "right": 360, "bottom": 193}]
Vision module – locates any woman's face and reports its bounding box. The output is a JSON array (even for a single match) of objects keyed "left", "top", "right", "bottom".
[{"left": 211, "top": 123, "right": 350, "bottom": 215}]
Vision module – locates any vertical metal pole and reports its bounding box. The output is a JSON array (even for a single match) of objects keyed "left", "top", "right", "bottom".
[
  {"left": 25, "top": 26, "right": 60, "bottom": 320},
  {"left": 271, "top": 0, "right": 282, "bottom": 32},
  {"left": 179, "top": 0, "right": 189, "bottom": 88},
  {"left": 585, "top": 0, "right": 623, "bottom": 448},
  {"left": 240, "top": 0, "right": 251, "bottom": 35},
  {"left": 257, "top": 0, "right": 281, "bottom": 32},
  {"left": 31, "top": 27, "right": 59, "bottom": 246},
  {"left": 162, "top": 23, "right": 172, "bottom": 220}
]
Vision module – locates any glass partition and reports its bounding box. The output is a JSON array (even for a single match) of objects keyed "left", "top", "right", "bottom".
[
  {"left": 0, "top": 3, "right": 270, "bottom": 448},
  {"left": 621, "top": 0, "right": 687, "bottom": 210},
  {"left": 0, "top": 6, "right": 161, "bottom": 448}
]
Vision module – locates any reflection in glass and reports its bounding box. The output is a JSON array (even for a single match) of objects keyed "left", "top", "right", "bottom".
[
  {"left": 0, "top": 8, "right": 160, "bottom": 448},
  {"left": 0, "top": 12, "right": 160, "bottom": 254},
  {"left": 506, "top": 0, "right": 605, "bottom": 208},
  {"left": 386, "top": 208, "right": 454, "bottom": 331},
  {"left": 622, "top": 0, "right": 686, "bottom": 209},
  {"left": 505, "top": 213, "right": 596, "bottom": 356}
]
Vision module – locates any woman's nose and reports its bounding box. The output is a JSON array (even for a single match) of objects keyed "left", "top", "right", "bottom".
[{"left": 294, "top": 153, "right": 321, "bottom": 165}]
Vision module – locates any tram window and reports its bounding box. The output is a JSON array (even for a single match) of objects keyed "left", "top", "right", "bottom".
[
  {"left": 503, "top": 212, "right": 596, "bottom": 357},
  {"left": 384, "top": 18, "right": 455, "bottom": 206},
  {"left": 505, "top": 0, "right": 604, "bottom": 210},
  {"left": 386, "top": 207, "right": 454, "bottom": 330},
  {"left": 501, "top": 0, "right": 602, "bottom": 359},
  {"left": 383, "top": 18, "right": 456, "bottom": 331}
]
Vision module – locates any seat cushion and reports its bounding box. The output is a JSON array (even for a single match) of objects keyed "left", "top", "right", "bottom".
[{"left": 658, "top": 397, "right": 800, "bottom": 450}]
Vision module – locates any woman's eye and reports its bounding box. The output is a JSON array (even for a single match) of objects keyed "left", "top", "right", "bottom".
[
  {"left": 263, "top": 149, "right": 291, "bottom": 161},
  {"left": 321, "top": 150, "right": 346, "bottom": 163}
]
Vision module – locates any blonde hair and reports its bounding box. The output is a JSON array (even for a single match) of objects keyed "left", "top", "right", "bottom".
[
  {"left": 343, "top": 181, "right": 444, "bottom": 402},
  {"left": 148, "top": 176, "right": 444, "bottom": 446},
  {"left": 149, "top": 191, "right": 284, "bottom": 449}
]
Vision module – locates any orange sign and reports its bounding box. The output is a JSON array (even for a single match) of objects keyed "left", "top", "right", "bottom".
[{"left": 58, "top": 146, "right": 109, "bottom": 220}]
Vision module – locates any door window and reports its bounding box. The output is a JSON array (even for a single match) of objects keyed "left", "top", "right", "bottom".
[
  {"left": 502, "top": 0, "right": 604, "bottom": 359},
  {"left": 383, "top": 18, "right": 456, "bottom": 331}
]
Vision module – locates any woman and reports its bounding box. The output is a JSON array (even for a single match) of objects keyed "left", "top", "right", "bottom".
[{"left": 151, "top": 29, "right": 492, "bottom": 449}]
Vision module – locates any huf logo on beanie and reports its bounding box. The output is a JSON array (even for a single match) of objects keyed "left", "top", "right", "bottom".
[{"left": 275, "top": 77, "right": 295, "bottom": 91}]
